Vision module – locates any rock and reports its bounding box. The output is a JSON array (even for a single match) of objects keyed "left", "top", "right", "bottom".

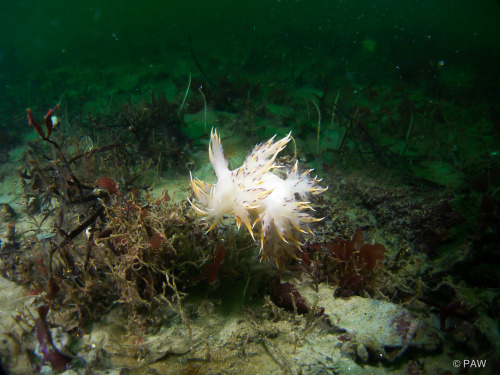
[
  {"left": 298, "top": 281, "right": 442, "bottom": 362},
  {"left": 24, "top": 196, "right": 40, "bottom": 215},
  {"left": 0, "top": 203, "right": 16, "bottom": 222}
]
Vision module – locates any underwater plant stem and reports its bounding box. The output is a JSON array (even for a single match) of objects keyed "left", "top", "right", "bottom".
[
  {"left": 189, "top": 36, "right": 211, "bottom": 86},
  {"left": 198, "top": 86, "right": 207, "bottom": 132},
  {"left": 178, "top": 72, "right": 191, "bottom": 115},
  {"left": 107, "top": 94, "right": 113, "bottom": 113},
  {"left": 241, "top": 272, "right": 251, "bottom": 308},
  {"left": 60, "top": 206, "right": 104, "bottom": 247},
  {"left": 401, "top": 111, "right": 414, "bottom": 156},
  {"left": 163, "top": 272, "right": 192, "bottom": 338},
  {"left": 311, "top": 98, "right": 321, "bottom": 155},
  {"left": 331, "top": 89, "right": 340, "bottom": 130}
]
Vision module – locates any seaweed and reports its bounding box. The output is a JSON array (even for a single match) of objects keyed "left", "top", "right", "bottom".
[
  {"left": 189, "top": 245, "right": 226, "bottom": 285},
  {"left": 2, "top": 103, "right": 208, "bottom": 332},
  {"left": 304, "top": 228, "right": 387, "bottom": 297},
  {"left": 81, "top": 90, "right": 192, "bottom": 171},
  {"left": 271, "top": 275, "right": 309, "bottom": 314},
  {"left": 33, "top": 305, "right": 74, "bottom": 372}
]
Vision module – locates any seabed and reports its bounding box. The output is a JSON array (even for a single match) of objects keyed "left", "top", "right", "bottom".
[{"left": 0, "top": 2, "right": 499, "bottom": 373}]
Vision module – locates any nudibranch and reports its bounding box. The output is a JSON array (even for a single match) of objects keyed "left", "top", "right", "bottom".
[{"left": 188, "top": 129, "right": 327, "bottom": 268}]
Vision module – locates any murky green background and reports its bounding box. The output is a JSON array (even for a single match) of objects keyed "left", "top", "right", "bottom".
[
  {"left": 2, "top": 0, "right": 499, "bottom": 83},
  {"left": 1, "top": 0, "right": 499, "bottom": 183}
]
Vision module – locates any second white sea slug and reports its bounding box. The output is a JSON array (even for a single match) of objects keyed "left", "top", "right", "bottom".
[{"left": 188, "top": 129, "right": 327, "bottom": 268}]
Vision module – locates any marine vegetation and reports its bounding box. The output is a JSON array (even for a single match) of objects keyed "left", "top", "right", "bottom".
[
  {"left": 1, "top": 75, "right": 497, "bottom": 373},
  {"left": 188, "top": 129, "right": 327, "bottom": 267},
  {"left": 304, "top": 227, "right": 387, "bottom": 297},
  {"left": 1, "top": 101, "right": 225, "bottom": 371},
  {"left": 81, "top": 90, "right": 191, "bottom": 171}
]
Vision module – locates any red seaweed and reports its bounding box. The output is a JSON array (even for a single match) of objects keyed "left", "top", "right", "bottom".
[
  {"left": 272, "top": 275, "right": 309, "bottom": 314},
  {"left": 149, "top": 233, "right": 165, "bottom": 251},
  {"left": 43, "top": 103, "right": 60, "bottom": 138},
  {"left": 96, "top": 177, "right": 122, "bottom": 196},
  {"left": 190, "top": 245, "right": 226, "bottom": 284},
  {"left": 305, "top": 228, "right": 386, "bottom": 297},
  {"left": 26, "top": 103, "right": 60, "bottom": 139},
  {"left": 26, "top": 108, "right": 46, "bottom": 139},
  {"left": 34, "top": 305, "right": 73, "bottom": 371}
]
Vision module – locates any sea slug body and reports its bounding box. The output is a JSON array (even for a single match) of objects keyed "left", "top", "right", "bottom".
[{"left": 188, "top": 129, "right": 327, "bottom": 267}]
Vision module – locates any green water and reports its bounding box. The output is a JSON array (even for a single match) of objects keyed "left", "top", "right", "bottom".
[
  {"left": 2, "top": 0, "right": 499, "bottom": 151},
  {"left": 1, "top": 1, "right": 499, "bottom": 84}
]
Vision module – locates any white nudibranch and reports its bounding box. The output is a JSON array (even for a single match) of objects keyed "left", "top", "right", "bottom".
[{"left": 188, "top": 129, "right": 328, "bottom": 268}]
